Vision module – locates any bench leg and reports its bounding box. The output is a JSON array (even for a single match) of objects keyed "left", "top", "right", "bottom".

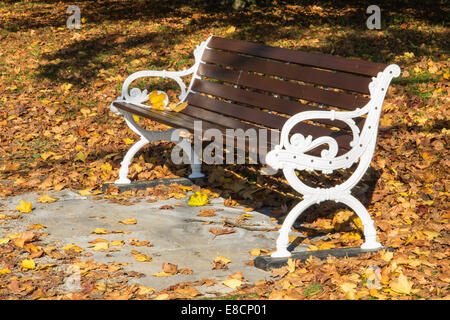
[
  {"left": 115, "top": 138, "right": 149, "bottom": 184},
  {"left": 174, "top": 136, "right": 205, "bottom": 179},
  {"left": 271, "top": 196, "right": 316, "bottom": 258},
  {"left": 339, "top": 194, "right": 381, "bottom": 250},
  {"left": 271, "top": 193, "right": 381, "bottom": 258}
]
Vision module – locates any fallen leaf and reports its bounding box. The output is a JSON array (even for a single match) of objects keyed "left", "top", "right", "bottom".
[
  {"left": 21, "top": 258, "right": 36, "bottom": 270},
  {"left": 222, "top": 278, "right": 242, "bottom": 289},
  {"left": 16, "top": 200, "right": 32, "bottom": 213},
  {"left": 92, "top": 228, "right": 109, "bottom": 234},
  {"left": 133, "top": 252, "right": 152, "bottom": 262},
  {"left": 197, "top": 209, "right": 217, "bottom": 217},
  {"left": 209, "top": 228, "right": 235, "bottom": 236},
  {"left": 162, "top": 262, "right": 178, "bottom": 275},
  {"left": 90, "top": 242, "right": 109, "bottom": 251},
  {"left": 0, "top": 268, "right": 11, "bottom": 275},
  {"left": 37, "top": 194, "right": 58, "bottom": 203},
  {"left": 188, "top": 191, "right": 209, "bottom": 206},
  {"left": 27, "top": 224, "right": 46, "bottom": 230},
  {"left": 152, "top": 271, "right": 173, "bottom": 277},
  {"left": 109, "top": 240, "right": 125, "bottom": 246},
  {"left": 226, "top": 26, "right": 236, "bottom": 34},
  {"left": 390, "top": 273, "right": 413, "bottom": 295},
  {"left": 174, "top": 286, "right": 200, "bottom": 297},
  {"left": 120, "top": 218, "right": 137, "bottom": 225},
  {"left": 62, "top": 243, "right": 84, "bottom": 253},
  {"left": 168, "top": 101, "right": 188, "bottom": 112}
]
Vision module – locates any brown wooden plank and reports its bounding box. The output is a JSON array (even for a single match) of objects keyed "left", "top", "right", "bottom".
[
  {"left": 201, "top": 48, "right": 372, "bottom": 94},
  {"left": 207, "top": 36, "right": 387, "bottom": 77},
  {"left": 186, "top": 93, "right": 353, "bottom": 149},
  {"left": 112, "top": 102, "right": 225, "bottom": 134},
  {"left": 193, "top": 75, "right": 365, "bottom": 130},
  {"left": 198, "top": 63, "right": 369, "bottom": 110},
  {"left": 112, "top": 101, "right": 276, "bottom": 156},
  {"left": 113, "top": 101, "right": 352, "bottom": 156}
]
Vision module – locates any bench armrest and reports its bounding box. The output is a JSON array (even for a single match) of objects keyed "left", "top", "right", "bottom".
[
  {"left": 266, "top": 64, "right": 400, "bottom": 174},
  {"left": 111, "top": 37, "right": 212, "bottom": 114}
]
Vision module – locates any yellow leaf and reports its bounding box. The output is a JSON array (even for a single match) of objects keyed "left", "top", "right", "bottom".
[
  {"left": 109, "top": 240, "right": 125, "bottom": 246},
  {"left": 134, "top": 253, "right": 152, "bottom": 262},
  {"left": 132, "top": 115, "right": 140, "bottom": 122},
  {"left": 148, "top": 91, "right": 167, "bottom": 109},
  {"left": 62, "top": 243, "right": 84, "bottom": 252},
  {"left": 16, "top": 200, "right": 32, "bottom": 213},
  {"left": 154, "top": 293, "right": 169, "bottom": 300},
  {"left": 100, "top": 162, "right": 112, "bottom": 172},
  {"left": 168, "top": 101, "right": 188, "bottom": 112},
  {"left": 92, "top": 228, "right": 109, "bottom": 234},
  {"left": 187, "top": 191, "right": 209, "bottom": 206},
  {"left": 226, "top": 26, "right": 236, "bottom": 34},
  {"left": 222, "top": 278, "right": 242, "bottom": 289},
  {"left": 152, "top": 271, "right": 173, "bottom": 277},
  {"left": 27, "top": 224, "right": 46, "bottom": 230},
  {"left": 318, "top": 242, "right": 336, "bottom": 250},
  {"left": 123, "top": 138, "right": 135, "bottom": 145},
  {"left": 249, "top": 249, "right": 261, "bottom": 256},
  {"left": 340, "top": 282, "right": 357, "bottom": 300},
  {"left": 41, "top": 151, "right": 57, "bottom": 161},
  {"left": 0, "top": 268, "right": 11, "bottom": 274},
  {"left": 90, "top": 242, "right": 109, "bottom": 251},
  {"left": 120, "top": 218, "right": 137, "bottom": 225},
  {"left": 80, "top": 107, "right": 90, "bottom": 116},
  {"left": 78, "top": 189, "right": 92, "bottom": 196},
  {"left": 21, "top": 259, "right": 36, "bottom": 270},
  {"left": 422, "top": 230, "right": 440, "bottom": 240},
  {"left": 137, "top": 286, "right": 155, "bottom": 296},
  {"left": 37, "top": 194, "right": 58, "bottom": 203},
  {"left": 0, "top": 238, "right": 10, "bottom": 245},
  {"left": 287, "top": 258, "right": 295, "bottom": 273},
  {"left": 214, "top": 256, "right": 232, "bottom": 265},
  {"left": 74, "top": 151, "right": 89, "bottom": 162},
  {"left": 390, "top": 273, "right": 413, "bottom": 295},
  {"left": 381, "top": 250, "right": 394, "bottom": 262}
]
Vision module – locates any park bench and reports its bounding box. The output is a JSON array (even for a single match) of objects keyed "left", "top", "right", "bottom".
[{"left": 110, "top": 36, "right": 400, "bottom": 258}]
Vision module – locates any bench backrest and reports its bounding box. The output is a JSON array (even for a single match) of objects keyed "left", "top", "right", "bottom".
[{"left": 185, "top": 36, "right": 389, "bottom": 156}]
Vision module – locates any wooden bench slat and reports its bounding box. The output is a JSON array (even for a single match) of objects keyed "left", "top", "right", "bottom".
[
  {"left": 186, "top": 93, "right": 353, "bottom": 150},
  {"left": 112, "top": 102, "right": 227, "bottom": 134},
  {"left": 113, "top": 101, "right": 353, "bottom": 154},
  {"left": 202, "top": 48, "right": 372, "bottom": 94},
  {"left": 207, "top": 36, "right": 387, "bottom": 77},
  {"left": 198, "top": 63, "right": 369, "bottom": 110}
]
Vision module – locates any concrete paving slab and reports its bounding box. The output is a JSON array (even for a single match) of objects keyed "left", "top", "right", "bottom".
[{"left": 0, "top": 190, "right": 286, "bottom": 294}]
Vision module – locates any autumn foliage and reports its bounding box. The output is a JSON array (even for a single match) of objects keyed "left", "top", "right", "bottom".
[{"left": 0, "top": 0, "right": 448, "bottom": 300}]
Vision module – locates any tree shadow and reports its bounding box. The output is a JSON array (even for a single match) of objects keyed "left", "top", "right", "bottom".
[{"left": 27, "top": 0, "right": 446, "bottom": 87}]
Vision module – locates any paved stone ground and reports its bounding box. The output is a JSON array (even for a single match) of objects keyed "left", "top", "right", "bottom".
[{"left": 0, "top": 189, "right": 311, "bottom": 295}]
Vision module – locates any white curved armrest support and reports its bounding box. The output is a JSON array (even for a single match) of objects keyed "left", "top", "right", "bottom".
[
  {"left": 266, "top": 64, "right": 401, "bottom": 174},
  {"left": 110, "top": 36, "right": 212, "bottom": 114}
]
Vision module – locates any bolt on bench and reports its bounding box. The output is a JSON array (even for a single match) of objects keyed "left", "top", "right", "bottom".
[{"left": 110, "top": 36, "right": 400, "bottom": 258}]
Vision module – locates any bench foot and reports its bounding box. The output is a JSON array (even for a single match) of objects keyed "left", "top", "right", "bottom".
[
  {"left": 271, "top": 192, "right": 381, "bottom": 258},
  {"left": 116, "top": 137, "right": 149, "bottom": 185}
]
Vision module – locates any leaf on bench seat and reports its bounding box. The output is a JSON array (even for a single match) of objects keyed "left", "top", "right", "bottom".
[
  {"left": 168, "top": 101, "right": 188, "bottom": 112},
  {"left": 148, "top": 90, "right": 166, "bottom": 110}
]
